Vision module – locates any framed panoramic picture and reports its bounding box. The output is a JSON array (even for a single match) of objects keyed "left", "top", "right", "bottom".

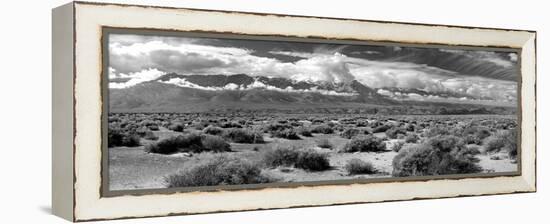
[{"left": 52, "top": 1, "right": 536, "bottom": 222}]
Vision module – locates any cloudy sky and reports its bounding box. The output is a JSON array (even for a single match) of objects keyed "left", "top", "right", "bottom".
[{"left": 108, "top": 33, "right": 519, "bottom": 105}]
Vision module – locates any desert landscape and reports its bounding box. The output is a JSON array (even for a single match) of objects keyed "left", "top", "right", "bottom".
[
  {"left": 108, "top": 112, "right": 517, "bottom": 190},
  {"left": 106, "top": 32, "right": 519, "bottom": 190}
]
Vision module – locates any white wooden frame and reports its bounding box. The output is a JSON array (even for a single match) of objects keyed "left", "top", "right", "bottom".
[{"left": 52, "top": 1, "right": 536, "bottom": 222}]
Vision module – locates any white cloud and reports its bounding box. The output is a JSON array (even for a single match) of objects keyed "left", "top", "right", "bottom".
[
  {"left": 158, "top": 77, "right": 358, "bottom": 96},
  {"left": 109, "top": 68, "right": 166, "bottom": 89}
]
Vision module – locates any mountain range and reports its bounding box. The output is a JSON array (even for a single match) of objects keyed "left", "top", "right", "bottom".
[{"left": 109, "top": 73, "right": 512, "bottom": 114}]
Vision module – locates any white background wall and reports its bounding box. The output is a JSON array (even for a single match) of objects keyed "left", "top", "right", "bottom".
[{"left": 0, "top": 0, "right": 547, "bottom": 223}]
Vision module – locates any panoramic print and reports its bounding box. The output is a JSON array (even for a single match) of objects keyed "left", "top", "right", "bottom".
[{"left": 106, "top": 32, "right": 519, "bottom": 191}]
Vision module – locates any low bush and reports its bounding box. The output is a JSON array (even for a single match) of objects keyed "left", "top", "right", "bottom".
[
  {"left": 391, "top": 141, "right": 405, "bottom": 152},
  {"left": 423, "top": 125, "right": 450, "bottom": 138},
  {"left": 262, "top": 146, "right": 330, "bottom": 171},
  {"left": 345, "top": 159, "right": 377, "bottom": 175},
  {"left": 135, "top": 126, "right": 149, "bottom": 137},
  {"left": 201, "top": 135, "right": 231, "bottom": 152},
  {"left": 143, "top": 131, "right": 159, "bottom": 140},
  {"left": 165, "top": 155, "right": 273, "bottom": 187},
  {"left": 311, "top": 124, "right": 334, "bottom": 134},
  {"left": 145, "top": 133, "right": 202, "bottom": 154},
  {"left": 392, "top": 135, "right": 482, "bottom": 177},
  {"left": 483, "top": 129, "right": 517, "bottom": 159},
  {"left": 475, "top": 127, "right": 492, "bottom": 141},
  {"left": 372, "top": 124, "right": 391, "bottom": 133},
  {"left": 385, "top": 127, "right": 407, "bottom": 139},
  {"left": 356, "top": 120, "right": 368, "bottom": 127},
  {"left": 263, "top": 123, "right": 292, "bottom": 133},
  {"left": 190, "top": 121, "right": 211, "bottom": 130},
  {"left": 463, "top": 135, "right": 481, "bottom": 145},
  {"left": 145, "top": 133, "right": 231, "bottom": 154},
  {"left": 270, "top": 128, "right": 301, "bottom": 140},
  {"left": 460, "top": 145, "right": 481, "bottom": 157},
  {"left": 404, "top": 123, "right": 416, "bottom": 132},
  {"left": 220, "top": 122, "right": 243, "bottom": 129},
  {"left": 340, "top": 135, "right": 386, "bottom": 153},
  {"left": 262, "top": 146, "right": 300, "bottom": 168},
  {"left": 340, "top": 128, "right": 361, "bottom": 139},
  {"left": 295, "top": 150, "right": 330, "bottom": 171},
  {"left": 148, "top": 125, "right": 160, "bottom": 131},
  {"left": 405, "top": 133, "right": 419, "bottom": 143},
  {"left": 316, "top": 138, "right": 333, "bottom": 149},
  {"left": 168, "top": 122, "right": 185, "bottom": 132},
  {"left": 223, "top": 128, "right": 264, "bottom": 143},
  {"left": 298, "top": 128, "right": 313, "bottom": 137},
  {"left": 203, "top": 125, "right": 224, "bottom": 136},
  {"left": 108, "top": 129, "right": 141, "bottom": 147}
]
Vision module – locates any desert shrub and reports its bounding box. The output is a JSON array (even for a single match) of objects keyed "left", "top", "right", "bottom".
[
  {"left": 289, "top": 121, "right": 302, "bottom": 127},
  {"left": 277, "top": 120, "right": 288, "bottom": 124},
  {"left": 391, "top": 141, "right": 405, "bottom": 152},
  {"left": 372, "top": 124, "right": 391, "bottom": 133},
  {"left": 392, "top": 135, "right": 482, "bottom": 177},
  {"left": 135, "top": 126, "right": 149, "bottom": 137},
  {"left": 405, "top": 133, "right": 419, "bottom": 143},
  {"left": 484, "top": 136, "right": 505, "bottom": 153},
  {"left": 203, "top": 125, "right": 224, "bottom": 136},
  {"left": 345, "top": 159, "right": 377, "bottom": 175},
  {"left": 108, "top": 129, "right": 125, "bottom": 147},
  {"left": 191, "top": 121, "right": 212, "bottom": 130},
  {"left": 143, "top": 130, "right": 159, "bottom": 140},
  {"left": 316, "top": 138, "right": 333, "bottom": 149},
  {"left": 262, "top": 146, "right": 300, "bottom": 168},
  {"left": 165, "top": 155, "right": 273, "bottom": 187},
  {"left": 201, "top": 135, "right": 231, "bottom": 152},
  {"left": 340, "top": 128, "right": 361, "bottom": 139},
  {"left": 270, "top": 128, "right": 301, "bottom": 140},
  {"left": 423, "top": 125, "right": 450, "bottom": 138},
  {"left": 148, "top": 125, "right": 160, "bottom": 131},
  {"left": 108, "top": 129, "right": 141, "bottom": 147},
  {"left": 340, "top": 135, "right": 386, "bottom": 153},
  {"left": 460, "top": 126, "right": 492, "bottom": 145},
  {"left": 263, "top": 123, "right": 292, "bottom": 133},
  {"left": 425, "top": 135, "right": 464, "bottom": 153},
  {"left": 298, "top": 128, "right": 313, "bottom": 137},
  {"left": 356, "top": 120, "right": 368, "bottom": 127},
  {"left": 404, "top": 123, "right": 416, "bottom": 132},
  {"left": 168, "top": 122, "right": 185, "bottom": 132},
  {"left": 145, "top": 133, "right": 203, "bottom": 154},
  {"left": 483, "top": 129, "right": 517, "bottom": 159},
  {"left": 385, "top": 127, "right": 407, "bottom": 139},
  {"left": 475, "top": 127, "right": 492, "bottom": 140},
  {"left": 262, "top": 146, "right": 330, "bottom": 171},
  {"left": 460, "top": 145, "right": 481, "bottom": 157},
  {"left": 311, "top": 124, "right": 334, "bottom": 134},
  {"left": 145, "top": 133, "right": 232, "bottom": 154},
  {"left": 295, "top": 150, "right": 330, "bottom": 171},
  {"left": 463, "top": 135, "right": 481, "bottom": 145},
  {"left": 220, "top": 122, "right": 243, "bottom": 129},
  {"left": 223, "top": 128, "right": 264, "bottom": 143}
]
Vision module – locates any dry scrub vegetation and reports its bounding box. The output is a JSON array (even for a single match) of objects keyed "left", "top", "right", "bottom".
[{"left": 108, "top": 113, "right": 518, "bottom": 189}]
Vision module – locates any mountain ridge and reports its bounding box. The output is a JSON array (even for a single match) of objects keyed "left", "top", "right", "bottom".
[{"left": 109, "top": 73, "right": 514, "bottom": 114}]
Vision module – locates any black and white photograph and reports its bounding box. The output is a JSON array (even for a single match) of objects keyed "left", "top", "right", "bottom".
[{"left": 106, "top": 31, "right": 520, "bottom": 191}]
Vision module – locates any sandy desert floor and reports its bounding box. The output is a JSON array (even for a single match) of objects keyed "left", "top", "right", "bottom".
[{"left": 109, "top": 128, "right": 517, "bottom": 191}]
